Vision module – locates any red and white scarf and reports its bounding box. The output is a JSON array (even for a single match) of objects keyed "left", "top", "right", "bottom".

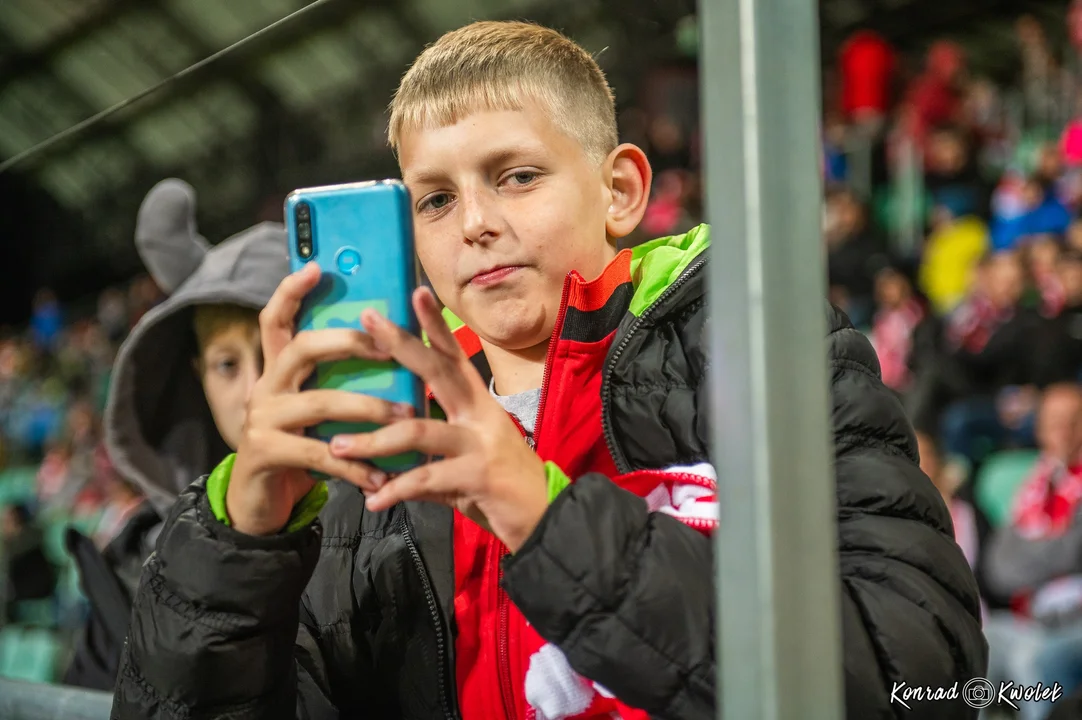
[
  {"left": 946, "top": 294, "right": 1013, "bottom": 354},
  {"left": 872, "top": 298, "right": 925, "bottom": 391},
  {"left": 522, "top": 464, "right": 717, "bottom": 720},
  {"left": 1011, "top": 456, "right": 1082, "bottom": 540}
]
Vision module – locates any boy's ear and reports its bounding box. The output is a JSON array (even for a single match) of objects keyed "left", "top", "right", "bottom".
[{"left": 604, "top": 144, "right": 652, "bottom": 240}]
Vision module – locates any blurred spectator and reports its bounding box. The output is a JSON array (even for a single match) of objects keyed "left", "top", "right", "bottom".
[
  {"left": 984, "top": 384, "right": 1082, "bottom": 718},
  {"left": 1026, "top": 234, "right": 1067, "bottom": 316},
  {"left": 838, "top": 29, "right": 896, "bottom": 133},
  {"left": 1, "top": 503, "right": 57, "bottom": 620},
  {"left": 35, "top": 436, "right": 73, "bottom": 509},
  {"left": 126, "top": 275, "right": 162, "bottom": 327},
  {"left": 870, "top": 263, "right": 935, "bottom": 394},
  {"left": 97, "top": 288, "right": 129, "bottom": 346},
  {"left": 939, "top": 251, "right": 1041, "bottom": 462},
  {"left": 918, "top": 193, "right": 990, "bottom": 315},
  {"left": 1017, "top": 15, "right": 1073, "bottom": 129},
  {"left": 923, "top": 125, "right": 989, "bottom": 218},
  {"left": 902, "top": 41, "right": 967, "bottom": 153},
  {"left": 964, "top": 79, "right": 1010, "bottom": 172},
  {"left": 646, "top": 115, "right": 690, "bottom": 174},
  {"left": 641, "top": 169, "right": 699, "bottom": 237},
  {"left": 1033, "top": 249, "right": 1082, "bottom": 386},
  {"left": 822, "top": 112, "right": 849, "bottom": 186},
  {"left": 916, "top": 432, "right": 979, "bottom": 570},
  {"left": 30, "top": 288, "right": 62, "bottom": 352},
  {"left": 92, "top": 477, "right": 143, "bottom": 550},
  {"left": 993, "top": 174, "right": 1073, "bottom": 251},
  {"left": 824, "top": 187, "right": 887, "bottom": 328}
]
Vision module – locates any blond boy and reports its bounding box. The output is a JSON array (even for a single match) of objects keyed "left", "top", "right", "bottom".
[{"left": 113, "top": 23, "right": 985, "bottom": 720}]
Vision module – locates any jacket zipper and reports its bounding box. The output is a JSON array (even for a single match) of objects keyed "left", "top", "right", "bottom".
[
  {"left": 600, "top": 257, "right": 707, "bottom": 474},
  {"left": 532, "top": 274, "right": 573, "bottom": 452},
  {"left": 497, "top": 557, "right": 517, "bottom": 720},
  {"left": 400, "top": 511, "right": 456, "bottom": 720},
  {"left": 494, "top": 274, "right": 571, "bottom": 720}
]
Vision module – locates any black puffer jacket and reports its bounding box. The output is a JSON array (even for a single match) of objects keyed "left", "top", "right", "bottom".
[{"left": 112, "top": 229, "right": 986, "bottom": 720}]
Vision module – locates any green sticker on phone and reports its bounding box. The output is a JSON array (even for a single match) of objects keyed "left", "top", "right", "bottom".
[{"left": 311, "top": 299, "right": 394, "bottom": 391}]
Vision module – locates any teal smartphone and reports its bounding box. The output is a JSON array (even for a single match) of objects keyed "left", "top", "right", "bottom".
[{"left": 285, "top": 180, "right": 427, "bottom": 474}]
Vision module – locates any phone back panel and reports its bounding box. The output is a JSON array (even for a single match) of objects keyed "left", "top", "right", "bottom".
[{"left": 285, "top": 180, "right": 425, "bottom": 473}]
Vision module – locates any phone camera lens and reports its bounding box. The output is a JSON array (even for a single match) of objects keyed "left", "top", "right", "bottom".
[{"left": 294, "top": 202, "right": 314, "bottom": 259}]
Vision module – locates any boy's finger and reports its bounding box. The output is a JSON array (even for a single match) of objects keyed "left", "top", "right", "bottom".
[
  {"left": 260, "top": 432, "right": 387, "bottom": 493},
  {"left": 363, "top": 456, "right": 471, "bottom": 512},
  {"left": 271, "top": 329, "right": 392, "bottom": 391},
  {"left": 329, "top": 419, "right": 469, "bottom": 459},
  {"left": 414, "top": 287, "right": 465, "bottom": 360},
  {"left": 261, "top": 390, "right": 413, "bottom": 431},
  {"left": 260, "top": 263, "right": 321, "bottom": 368},
  {"left": 361, "top": 310, "right": 476, "bottom": 415}
]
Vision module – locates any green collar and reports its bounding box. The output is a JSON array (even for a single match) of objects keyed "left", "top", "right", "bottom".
[{"left": 440, "top": 223, "right": 711, "bottom": 328}]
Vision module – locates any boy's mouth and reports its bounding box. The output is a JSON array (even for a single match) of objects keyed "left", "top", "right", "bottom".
[{"left": 469, "top": 265, "right": 524, "bottom": 287}]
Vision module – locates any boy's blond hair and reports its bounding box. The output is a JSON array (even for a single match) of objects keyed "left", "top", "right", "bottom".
[{"left": 388, "top": 21, "right": 618, "bottom": 165}]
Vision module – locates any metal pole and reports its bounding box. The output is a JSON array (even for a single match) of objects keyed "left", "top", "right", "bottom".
[{"left": 699, "top": 0, "right": 844, "bottom": 716}]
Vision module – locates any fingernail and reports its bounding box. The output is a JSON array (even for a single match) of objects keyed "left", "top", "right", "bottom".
[
  {"left": 331, "top": 436, "right": 350, "bottom": 451},
  {"left": 392, "top": 403, "right": 414, "bottom": 418},
  {"left": 371, "top": 472, "right": 386, "bottom": 488}
]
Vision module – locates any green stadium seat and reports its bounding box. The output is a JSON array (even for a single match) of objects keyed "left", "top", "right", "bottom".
[
  {"left": 0, "top": 626, "right": 21, "bottom": 678},
  {"left": 0, "top": 466, "right": 36, "bottom": 506},
  {"left": 975, "top": 449, "right": 1041, "bottom": 528},
  {"left": 11, "top": 599, "right": 56, "bottom": 627},
  {"left": 12, "top": 628, "right": 60, "bottom": 683},
  {"left": 0, "top": 626, "right": 62, "bottom": 683}
]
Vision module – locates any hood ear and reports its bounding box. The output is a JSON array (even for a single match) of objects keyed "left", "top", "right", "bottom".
[{"left": 135, "top": 178, "right": 211, "bottom": 295}]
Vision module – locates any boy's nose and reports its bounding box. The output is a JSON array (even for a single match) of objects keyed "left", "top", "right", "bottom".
[{"left": 460, "top": 191, "right": 499, "bottom": 245}]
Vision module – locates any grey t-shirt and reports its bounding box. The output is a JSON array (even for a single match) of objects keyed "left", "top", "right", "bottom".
[{"left": 490, "top": 379, "right": 541, "bottom": 445}]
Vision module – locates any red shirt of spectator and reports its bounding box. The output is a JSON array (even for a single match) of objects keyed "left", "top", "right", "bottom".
[
  {"left": 903, "top": 41, "right": 966, "bottom": 147},
  {"left": 839, "top": 30, "right": 896, "bottom": 121}
]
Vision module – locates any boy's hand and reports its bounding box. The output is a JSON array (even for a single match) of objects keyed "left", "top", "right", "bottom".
[
  {"left": 329, "top": 287, "right": 549, "bottom": 553},
  {"left": 228, "top": 263, "right": 412, "bottom": 536}
]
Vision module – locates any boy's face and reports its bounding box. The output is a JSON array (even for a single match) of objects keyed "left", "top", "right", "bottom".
[
  {"left": 1039, "top": 387, "right": 1082, "bottom": 462},
  {"left": 398, "top": 104, "right": 645, "bottom": 353},
  {"left": 198, "top": 321, "right": 261, "bottom": 450},
  {"left": 984, "top": 253, "right": 1025, "bottom": 309},
  {"left": 874, "top": 270, "right": 909, "bottom": 310},
  {"left": 1060, "top": 257, "right": 1082, "bottom": 303}
]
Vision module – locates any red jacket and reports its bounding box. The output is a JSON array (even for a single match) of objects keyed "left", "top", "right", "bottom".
[{"left": 450, "top": 249, "right": 718, "bottom": 720}]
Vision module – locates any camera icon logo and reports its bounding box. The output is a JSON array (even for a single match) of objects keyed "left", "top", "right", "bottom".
[{"left": 962, "top": 678, "right": 996, "bottom": 709}]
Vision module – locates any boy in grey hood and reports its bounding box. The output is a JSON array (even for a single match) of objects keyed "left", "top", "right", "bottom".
[{"left": 63, "top": 178, "right": 289, "bottom": 690}]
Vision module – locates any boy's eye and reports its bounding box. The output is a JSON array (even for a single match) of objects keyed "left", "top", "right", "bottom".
[
  {"left": 213, "top": 358, "right": 238, "bottom": 378},
  {"left": 507, "top": 171, "right": 538, "bottom": 186},
  {"left": 419, "top": 193, "right": 452, "bottom": 213}
]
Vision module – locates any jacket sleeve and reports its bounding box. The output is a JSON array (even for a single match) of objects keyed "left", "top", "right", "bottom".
[
  {"left": 501, "top": 474, "right": 714, "bottom": 720},
  {"left": 110, "top": 477, "right": 339, "bottom": 720},
  {"left": 827, "top": 305, "right": 987, "bottom": 718},
  {"left": 501, "top": 303, "right": 987, "bottom": 720},
  {"left": 984, "top": 518, "right": 1082, "bottom": 598}
]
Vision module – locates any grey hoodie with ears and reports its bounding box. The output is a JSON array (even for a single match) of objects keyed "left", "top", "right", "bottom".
[
  {"left": 105, "top": 178, "right": 290, "bottom": 522},
  {"left": 64, "top": 179, "right": 290, "bottom": 692}
]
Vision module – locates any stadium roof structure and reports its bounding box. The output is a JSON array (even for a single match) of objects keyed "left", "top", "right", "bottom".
[{"left": 0, "top": 0, "right": 1070, "bottom": 304}]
